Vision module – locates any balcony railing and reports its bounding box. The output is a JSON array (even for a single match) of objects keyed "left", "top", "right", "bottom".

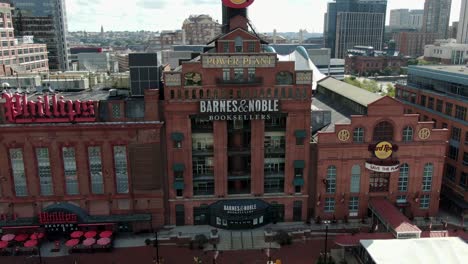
[{"left": 216, "top": 77, "right": 263, "bottom": 86}]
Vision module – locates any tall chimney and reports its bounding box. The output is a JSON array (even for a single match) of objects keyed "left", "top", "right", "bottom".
[
  {"left": 222, "top": 5, "right": 248, "bottom": 33},
  {"left": 273, "top": 29, "right": 277, "bottom": 44},
  {"left": 182, "top": 29, "right": 186, "bottom": 45}
]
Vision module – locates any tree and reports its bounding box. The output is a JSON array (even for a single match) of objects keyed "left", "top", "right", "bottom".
[
  {"left": 382, "top": 67, "right": 393, "bottom": 76},
  {"left": 384, "top": 84, "right": 396, "bottom": 97}
]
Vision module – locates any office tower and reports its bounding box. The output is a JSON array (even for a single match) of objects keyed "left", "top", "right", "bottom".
[
  {"left": 422, "top": 0, "right": 452, "bottom": 39},
  {"left": 324, "top": 0, "right": 387, "bottom": 58},
  {"left": 390, "top": 9, "right": 424, "bottom": 29},
  {"left": 457, "top": 0, "right": 468, "bottom": 43},
  {"left": 10, "top": 0, "right": 70, "bottom": 71}
]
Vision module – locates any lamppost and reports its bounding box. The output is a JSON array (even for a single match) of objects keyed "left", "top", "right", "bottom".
[
  {"left": 323, "top": 220, "right": 331, "bottom": 264},
  {"left": 152, "top": 231, "right": 160, "bottom": 264}
]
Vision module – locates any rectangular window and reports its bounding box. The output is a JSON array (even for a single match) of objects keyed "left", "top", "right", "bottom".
[
  {"left": 369, "top": 172, "right": 390, "bottom": 192},
  {"left": 9, "top": 148, "right": 28, "bottom": 197},
  {"left": 350, "top": 174, "right": 360, "bottom": 193},
  {"left": 465, "top": 132, "right": 468, "bottom": 145},
  {"left": 36, "top": 148, "right": 53, "bottom": 196},
  {"left": 451, "top": 127, "right": 461, "bottom": 142},
  {"left": 114, "top": 146, "right": 129, "bottom": 194},
  {"left": 448, "top": 145, "right": 459, "bottom": 161},
  {"left": 88, "top": 146, "right": 104, "bottom": 194},
  {"left": 112, "top": 104, "right": 121, "bottom": 118},
  {"left": 420, "top": 95, "right": 426, "bottom": 107},
  {"left": 436, "top": 99, "right": 443, "bottom": 112},
  {"left": 353, "top": 128, "right": 364, "bottom": 143},
  {"left": 222, "top": 69, "right": 230, "bottom": 81},
  {"left": 422, "top": 167, "right": 433, "bottom": 192},
  {"left": 419, "top": 195, "right": 430, "bottom": 209},
  {"left": 463, "top": 152, "right": 468, "bottom": 166},
  {"left": 427, "top": 97, "right": 434, "bottom": 109},
  {"left": 460, "top": 172, "right": 468, "bottom": 188},
  {"left": 455, "top": 105, "right": 467, "bottom": 121},
  {"left": 62, "top": 147, "right": 79, "bottom": 195},
  {"left": 324, "top": 197, "right": 335, "bottom": 213},
  {"left": 223, "top": 42, "right": 229, "bottom": 53},
  {"left": 445, "top": 164, "right": 456, "bottom": 182},
  {"left": 248, "top": 42, "right": 255, "bottom": 52},
  {"left": 234, "top": 68, "right": 243, "bottom": 81},
  {"left": 349, "top": 197, "right": 359, "bottom": 212},
  {"left": 248, "top": 68, "right": 255, "bottom": 81},
  {"left": 445, "top": 103, "right": 453, "bottom": 116}
]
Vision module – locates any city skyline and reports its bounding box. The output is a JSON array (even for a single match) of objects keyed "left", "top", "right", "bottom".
[{"left": 67, "top": 0, "right": 462, "bottom": 33}]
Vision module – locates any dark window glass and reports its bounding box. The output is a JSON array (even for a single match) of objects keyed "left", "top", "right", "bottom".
[{"left": 373, "top": 121, "right": 394, "bottom": 141}]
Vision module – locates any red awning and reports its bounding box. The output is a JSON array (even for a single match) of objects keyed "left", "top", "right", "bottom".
[
  {"left": 0, "top": 241, "right": 8, "bottom": 249},
  {"left": 78, "top": 223, "right": 115, "bottom": 227},
  {"left": 369, "top": 198, "right": 421, "bottom": 233},
  {"left": 65, "top": 239, "right": 80, "bottom": 247},
  {"left": 1, "top": 234, "right": 15, "bottom": 242},
  {"left": 84, "top": 231, "right": 97, "bottom": 238},
  {"left": 1, "top": 225, "right": 40, "bottom": 230},
  {"left": 335, "top": 233, "right": 394, "bottom": 247},
  {"left": 70, "top": 231, "right": 84, "bottom": 238},
  {"left": 14, "top": 234, "right": 29, "bottom": 242},
  {"left": 99, "top": 231, "right": 113, "bottom": 238},
  {"left": 83, "top": 238, "right": 96, "bottom": 246},
  {"left": 24, "top": 240, "right": 38, "bottom": 248},
  {"left": 30, "top": 233, "right": 45, "bottom": 240},
  {"left": 97, "top": 237, "right": 111, "bottom": 246}
]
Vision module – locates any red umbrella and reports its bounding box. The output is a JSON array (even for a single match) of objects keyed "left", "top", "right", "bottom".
[
  {"left": 65, "top": 239, "right": 79, "bottom": 247},
  {"left": 99, "top": 231, "right": 113, "bottom": 238},
  {"left": 15, "top": 234, "right": 29, "bottom": 242},
  {"left": 82, "top": 238, "right": 96, "bottom": 246},
  {"left": 84, "top": 231, "right": 97, "bottom": 238},
  {"left": 30, "top": 233, "right": 45, "bottom": 240},
  {"left": 1, "top": 234, "right": 15, "bottom": 242},
  {"left": 0, "top": 241, "right": 8, "bottom": 249},
  {"left": 97, "top": 237, "right": 111, "bottom": 246},
  {"left": 70, "top": 231, "right": 83, "bottom": 238},
  {"left": 24, "top": 240, "right": 38, "bottom": 248}
]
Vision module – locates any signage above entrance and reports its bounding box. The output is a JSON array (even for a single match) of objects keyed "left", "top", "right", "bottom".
[
  {"left": 365, "top": 162, "right": 400, "bottom": 173},
  {"left": 200, "top": 99, "right": 279, "bottom": 121},
  {"left": 2, "top": 93, "right": 96, "bottom": 123},
  {"left": 39, "top": 212, "right": 78, "bottom": 224},
  {"left": 202, "top": 55, "right": 276, "bottom": 68},
  {"left": 373, "top": 141, "right": 393, "bottom": 160},
  {"left": 222, "top": 0, "right": 255, "bottom": 9}
]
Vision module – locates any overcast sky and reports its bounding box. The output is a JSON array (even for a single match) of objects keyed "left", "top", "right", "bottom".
[{"left": 66, "top": 0, "right": 462, "bottom": 33}]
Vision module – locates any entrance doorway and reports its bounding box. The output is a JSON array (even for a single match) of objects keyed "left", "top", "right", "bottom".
[{"left": 175, "top": 204, "right": 185, "bottom": 226}]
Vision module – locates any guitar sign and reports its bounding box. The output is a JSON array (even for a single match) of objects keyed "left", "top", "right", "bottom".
[{"left": 222, "top": 0, "right": 255, "bottom": 9}]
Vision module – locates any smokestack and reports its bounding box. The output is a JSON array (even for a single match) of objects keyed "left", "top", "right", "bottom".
[
  {"left": 182, "top": 29, "right": 186, "bottom": 45},
  {"left": 299, "top": 29, "right": 304, "bottom": 44},
  {"left": 273, "top": 29, "right": 277, "bottom": 44},
  {"left": 222, "top": 5, "right": 248, "bottom": 33}
]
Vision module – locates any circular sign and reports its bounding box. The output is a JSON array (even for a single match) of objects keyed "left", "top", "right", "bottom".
[
  {"left": 418, "top": 128, "right": 431, "bottom": 140},
  {"left": 222, "top": 0, "right": 255, "bottom": 9},
  {"left": 337, "top": 129, "right": 350, "bottom": 142},
  {"left": 374, "top": 141, "right": 393, "bottom": 160}
]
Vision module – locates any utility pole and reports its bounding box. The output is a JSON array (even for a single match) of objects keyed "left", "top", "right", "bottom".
[{"left": 323, "top": 220, "right": 331, "bottom": 264}]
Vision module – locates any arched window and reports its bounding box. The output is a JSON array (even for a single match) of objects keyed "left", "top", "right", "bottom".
[
  {"left": 326, "top": 166, "right": 336, "bottom": 193},
  {"left": 235, "top": 36, "right": 243, "bottom": 52},
  {"left": 373, "top": 121, "right": 394, "bottom": 141},
  {"left": 350, "top": 165, "right": 361, "bottom": 193},
  {"left": 353, "top": 127, "right": 364, "bottom": 143},
  {"left": 402, "top": 126, "right": 413, "bottom": 142},
  {"left": 422, "top": 163, "right": 433, "bottom": 191},
  {"left": 276, "top": 72, "right": 293, "bottom": 85},
  {"left": 398, "top": 163, "right": 409, "bottom": 192}
]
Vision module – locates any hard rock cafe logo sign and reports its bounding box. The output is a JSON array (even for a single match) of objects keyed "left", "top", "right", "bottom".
[
  {"left": 2, "top": 93, "right": 96, "bottom": 123},
  {"left": 222, "top": 0, "right": 254, "bottom": 9},
  {"left": 374, "top": 141, "right": 393, "bottom": 160}
]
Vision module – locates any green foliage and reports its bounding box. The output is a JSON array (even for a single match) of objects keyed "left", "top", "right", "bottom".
[
  {"left": 382, "top": 67, "right": 393, "bottom": 76},
  {"left": 384, "top": 84, "right": 396, "bottom": 97}
]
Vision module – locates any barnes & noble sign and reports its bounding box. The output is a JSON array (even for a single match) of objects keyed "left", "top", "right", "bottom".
[{"left": 200, "top": 99, "right": 279, "bottom": 120}]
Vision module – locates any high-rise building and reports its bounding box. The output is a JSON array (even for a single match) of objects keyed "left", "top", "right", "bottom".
[
  {"left": 10, "top": 0, "right": 70, "bottom": 71},
  {"left": 0, "top": 2, "right": 48, "bottom": 76},
  {"left": 390, "top": 9, "right": 424, "bottom": 30},
  {"left": 324, "top": 0, "right": 387, "bottom": 58},
  {"left": 422, "top": 0, "right": 452, "bottom": 39},
  {"left": 457, "top": 0, "right": 468, "bottom": 44}
]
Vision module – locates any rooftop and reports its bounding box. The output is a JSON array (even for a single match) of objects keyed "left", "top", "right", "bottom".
[
  {"left": 412, "top": 65, "right": 468, "bottom": 75},
  {"left": 369, "top": 198, "right": 421, "bottom": 234},
  {"left": 360, "top": 237, "right": 468, "bottom": 264},
  {"left": 317, "top": 77, "right": 382, "bottom": 107}
]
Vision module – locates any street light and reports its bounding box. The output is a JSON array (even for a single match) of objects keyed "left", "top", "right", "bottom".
[
  {"left": 323, "top": 220, "right": 331, "bottom": 264},
  {"left": 152, "top": 231, "right": 160, "bottom": 264}
]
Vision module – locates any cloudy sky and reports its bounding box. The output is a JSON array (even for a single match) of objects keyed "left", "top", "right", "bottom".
[{"left": 66, "top": 0, "right": 462, "bottom": 33}]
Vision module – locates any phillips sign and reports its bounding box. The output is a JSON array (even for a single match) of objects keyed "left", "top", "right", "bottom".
[
  {"left": 222, "top": 0, "right": 254, "bottom": 9},
  {"left": 2, "top": 93, "right": 96, "bottom": 123}
]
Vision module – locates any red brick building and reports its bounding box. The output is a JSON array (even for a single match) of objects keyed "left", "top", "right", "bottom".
[
  {"left": 393, "top": 31, "right": 437, "bottom": 57},
  {"left": 162, "top": 12, "right": 312, "bottom": 228},
  {"left": 0, "top": 89, "right": 166, "bottom": 233},
  {"left": 396, "top": 65, "right": 468, "bottom": 221},
  {"left": 345, "top": 55, "right": 408, "bottom": 76},
  {"left": 313, "top": 79, "right": 448, "bottom": 222}
]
